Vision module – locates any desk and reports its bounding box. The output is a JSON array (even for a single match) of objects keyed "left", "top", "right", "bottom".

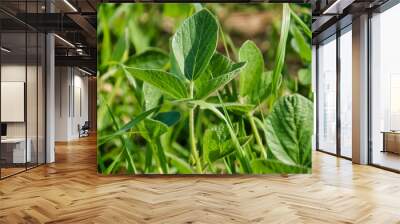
[
  {"left": 1, "top": 138, "right": 31, "bottom": 163},
  {"left": 382, "top": 131, "right": 400, "bottom": 154}
]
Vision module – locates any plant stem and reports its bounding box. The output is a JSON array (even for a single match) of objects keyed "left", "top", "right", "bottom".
[
  {"left": 206, "top": 105, "right": 252, "bottom": 173},
  {"left": 247, "top": 112, "right": 267, "bottom": 159},
  {"left": 189, "top": 82, "right": 202, "bottom": 173}
]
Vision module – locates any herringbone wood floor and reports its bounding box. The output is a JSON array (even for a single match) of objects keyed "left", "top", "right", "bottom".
[{"left": 1, "top": 135, "right": 400, "bottom": 224}]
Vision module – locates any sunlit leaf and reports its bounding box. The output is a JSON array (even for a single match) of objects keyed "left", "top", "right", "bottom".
[
  {"left": 172, "top": 9, "right": 218, "bottom": 80},
  {"left": 239, "top": 40, "right": 264, "bottom": 99},
  {"left": 265, "top": 94, "right": 313, "bottom": 167},
  {"left": 123, "top": 66, "right": 188, "bottom": 99},
  {"left": 143, "top": 83, "right": 162, "bottom": 110}
]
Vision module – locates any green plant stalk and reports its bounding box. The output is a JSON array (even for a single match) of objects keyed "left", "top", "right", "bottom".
[
  {"left": 213, "top": 90, "right": 252, "bottom": 172},
  {"left": 150, "top": 143, "right": 163, "bottom": 174},
  {"left": 289, "top": 6, "right": 311, "bottom": 39},
  {"left": 105, "top": 103, "right": 137, "bottom": 174},
  {"left": 189, "top": 82, "right": 202, "bottom": 173},
  {"left": 246, "top": 112, "right": 267, "bottom": 159},
  {"left": 206, "top": 105, "right": 252, "bottom": 173},
  {"left": 271, "top": 4, "right": 291, "bottom": 97},
  {"left": 223, "top": 158, "right": 233, "bottom": 174}
]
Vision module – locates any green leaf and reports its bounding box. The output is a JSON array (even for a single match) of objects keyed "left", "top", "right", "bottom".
[
  {"left": 169, "top": 39, "right": 184, "bottom": 79},
  {"left": 290, "top": 24, "right": 311, "bottom": 63},
  {"left": 202, "top": 128, "right": 219, "bottom": 163},
  {"left": 265, "top": 94, "right": 313, "bottom": 167},
  {"left": 126, "top": 49, "right": 169, "bottom": 69},
  {"left": 289, "top": 6, "right": 312, "bottom": 39},
  {"left": 195, "top": 53, "right": 245, "bottom": 99},
  {"left": 214, "top": 102, "right": 254, "bottom": 113},
  {"left": 209, "top": 136, "right": 252, "bottom": 163},
  {"left": 172, "top": 9, "right": 218, "bottom": 80},
  {"left": 257, "top": 71, "right": 273, "bottom": 103},
  {"left": 140, "top": 118, "right": 169, "bottom": 140},
  {"left": 105, "top": 104, "right": 137, "bottom": 174},
  {"left": 298, "top": 68, "right": 311, "bottom": 86},
  {"left": 138, "top": 120, "right": 169, "bottom": 174},
  {"left": 271, "top": 4, "right": 291, "bottom": 95},
  {"left": 154, "top": 111, "right": 181, "bottom": 126},
  {"left": 111, "top": 29, "right": 129, "bottom": 62},
  {"left": 143, "top": 82, "right": 162, "bottom": 110},
  {"left": 203, "top": 124, "right": 252, "bottom": 163},
  {"left": 123, "top": 66, "right": 187, "bottom": 99},
  {"left": 285, "top": 76, "right": 298, "bottom": 93},
  {"left": 191, "top": 101, "right": 254, "bottom": 113},
  {"left": 239, "top": 40, "right": 264, "bottom": 99},
  {"left": 251, "top": 159, "right": 310, "bottom": 174},
  {"left": 98, "top": 106, "right": 159, "bottom": 146},
  {"left": 166, "top": 152, "right": 193, "bottom": 174},
  {"left": 153, "top": 139, "right": 168, "bottom": 173},
  {"left": 128, "top": 16, "right": 149, "bottom": 54}
]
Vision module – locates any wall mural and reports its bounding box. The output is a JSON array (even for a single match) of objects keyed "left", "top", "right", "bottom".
[{"left": 97, "top": 3, "right": 313, "bottom": 174}]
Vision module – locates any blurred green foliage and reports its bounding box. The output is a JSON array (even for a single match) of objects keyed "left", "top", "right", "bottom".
[{"left": 97, "top": 3, "right": 313, "bottom": 174}]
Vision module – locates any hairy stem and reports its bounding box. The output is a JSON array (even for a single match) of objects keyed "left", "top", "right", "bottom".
[
  {"left": 189, "top": 82, "right": 202, "bottom": 173},
  {"left": 247, "top": 112, "right": 267, "bottom": 159}
]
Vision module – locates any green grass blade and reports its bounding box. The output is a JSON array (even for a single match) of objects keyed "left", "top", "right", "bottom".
[
  {"left": 166, "top": 152, "right": 193, "bottom": 174},
  {"left": 105, "top": 104, "right": 137, "bottom": 174},
  {"left": 271, "top": 4, "right": 291, "bottom": 96},
  {"left": 289, "top": 6, "right": 311, "bottom": 39},
  {"left": 98, "top": 106, "right": 160, "bottom": 146},
  {"left": 155, "top": 141, "right": 169, "bottom": 174}
]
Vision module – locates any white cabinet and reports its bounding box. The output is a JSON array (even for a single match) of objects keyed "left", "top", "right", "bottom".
[{"left": 1, "top": 138, "right": 32, "bottom": 163}]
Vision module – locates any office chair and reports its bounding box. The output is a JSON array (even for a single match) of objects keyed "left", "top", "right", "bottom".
[{"left": 79, "top": 121, "right": 90, "bottom": 138}]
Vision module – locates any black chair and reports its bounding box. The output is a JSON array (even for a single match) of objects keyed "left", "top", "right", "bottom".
[{"left": 79, "top": 121, "right": 90, "bottom": 138}]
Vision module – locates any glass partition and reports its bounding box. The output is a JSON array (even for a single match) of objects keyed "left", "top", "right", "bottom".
[
  {"left": 339, "top": 27, "right": 352, "bottom": 158},
  {"left": 370, "top": 4, "right": 400, "bottom": 171},
  {"left": 1, "top": 30, "right": 27, "bottom": 177},
  {"left": 0, "top": 1, "right": 46, "bottom": 179},
  {"left": 317, "top": 36, "right": 337, "bottom": 154}
]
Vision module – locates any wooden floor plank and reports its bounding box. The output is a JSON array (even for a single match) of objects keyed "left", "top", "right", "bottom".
[{"left": 0, "top": 135, "right": 400, "bottom": 223}]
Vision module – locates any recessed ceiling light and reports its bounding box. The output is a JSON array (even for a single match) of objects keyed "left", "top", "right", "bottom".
[
  {"left": 322, "top": 0, "right": 353, "bottom": 15},
  {"left": 78, "top": 67, "right": 93, "bottom": 76},
  {"left": 1, "top": 47, "right": 11, "bottom": 53},
  {"left": 54, "top": 34, "right": 75, "bottom": 48},
  {"left": 63, "top": 0, "right": 78, "bottom": 12}
]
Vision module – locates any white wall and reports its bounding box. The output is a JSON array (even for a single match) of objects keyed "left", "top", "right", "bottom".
[{"left": 55, "top": 67, "right": 89, "bottom": 141}]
